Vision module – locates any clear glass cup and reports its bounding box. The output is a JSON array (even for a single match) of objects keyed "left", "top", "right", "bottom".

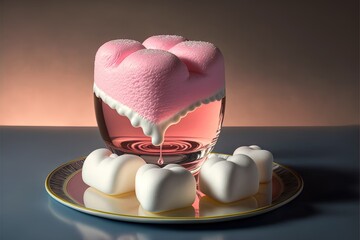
[{"left": 94, "top": 94, "right": 225, "bottom": 173}]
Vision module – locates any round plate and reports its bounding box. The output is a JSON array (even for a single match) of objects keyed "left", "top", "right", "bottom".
[{"left": 45, "top": 153, "right": 303, "bottom": 224}]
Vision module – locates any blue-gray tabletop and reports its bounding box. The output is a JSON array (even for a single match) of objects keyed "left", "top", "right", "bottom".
[{"left": 1, "top": 126, "right": 359, "bottom": 240}]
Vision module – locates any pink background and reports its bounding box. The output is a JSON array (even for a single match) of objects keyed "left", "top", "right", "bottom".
[{"left": 1, "top": 1, "right": 358, "bottom": 127}]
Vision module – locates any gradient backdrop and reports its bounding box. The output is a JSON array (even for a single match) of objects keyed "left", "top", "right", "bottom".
[{"left": 0, "top": 0, "right": 358, "bottom": 126}]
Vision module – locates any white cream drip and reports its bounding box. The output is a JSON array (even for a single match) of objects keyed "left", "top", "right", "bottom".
[{"left": 93, "top": 83, "right": 225, "bottom": 146}]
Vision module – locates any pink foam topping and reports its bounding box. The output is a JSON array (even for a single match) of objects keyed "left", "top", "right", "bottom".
[{"left": 94, "top": 35, "right": 225, "bottom": 124}]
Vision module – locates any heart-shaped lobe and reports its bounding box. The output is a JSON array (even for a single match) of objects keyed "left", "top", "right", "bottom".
[
  {"left": 233, "top": 145, "right": 273, "bottom": 183},
  {"left": 82, "top": 149, "right": 146, "bottom": 195},
  {"left": 199, "top": 155, "right": 259, "bottom": 203},
  {"left": 94, "top": 35, "right": 225, "bottom": 125},
  {"left": 135, "top": 164, "right": 196, "bottom": 212}
]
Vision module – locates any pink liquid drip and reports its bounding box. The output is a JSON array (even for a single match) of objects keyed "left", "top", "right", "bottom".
[
  {"left": 95, "top": 95, "right": 225, "bottom": 172},
  {"left": 158, "top": 144, "right": 164, "bottom": 165}
]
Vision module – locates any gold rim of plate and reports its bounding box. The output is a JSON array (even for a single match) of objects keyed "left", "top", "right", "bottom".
[{"left": 45, "top": 153, "right": 304, "bottom": 224}]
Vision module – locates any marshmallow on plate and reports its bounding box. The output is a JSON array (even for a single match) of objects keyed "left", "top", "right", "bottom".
[
  {"left": 135, "top": 164, "right": 196, "bottom": 213},
  {"left": 233, "top": 145, "right": 273, "bottom": 183},
  {"left": 199, "top": 155, "right": 259, "bottom": 203},
  {"left": 82, "top": 149, "right": 146, "bottom": 195}
]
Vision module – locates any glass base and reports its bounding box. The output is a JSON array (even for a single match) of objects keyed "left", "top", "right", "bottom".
[
  {"left": 104, "top": 137, "right": 213, "bottom": 173},
  {"left": 94, "top": 94, "right": 226, "bottom": 173}
]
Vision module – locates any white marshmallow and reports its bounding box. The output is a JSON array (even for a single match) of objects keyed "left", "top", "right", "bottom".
[
  {"left": 233, "top": 146, "right": 273, "bottom": 183},
  {"left": 248, "top": 145, "right": 261, "bottom": 150},
  {"left": 135, "top": 164, "right": 196, "bottom": 213},
  {"left": 82, "top": 148, "right": 146, "bottom": 195},
  {"left": 83, "top": 187, "right": 139, "bottom": 215},
  {"left": 199, "top": 155, "right": 259, "bottom": 203}
]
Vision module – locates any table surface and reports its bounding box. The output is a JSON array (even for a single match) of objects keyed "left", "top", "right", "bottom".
[{"left": 1, "top": 126, "right": 359, "bottom": 240}]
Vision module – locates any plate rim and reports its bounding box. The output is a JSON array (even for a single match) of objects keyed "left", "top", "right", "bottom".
[{"left": 45, "top": 154, "right": 304, "bottom": 224}]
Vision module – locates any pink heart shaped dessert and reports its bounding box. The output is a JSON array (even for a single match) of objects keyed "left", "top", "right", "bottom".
[{"left": 94, "top": 35, "right": 225, "bottom": 146}]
